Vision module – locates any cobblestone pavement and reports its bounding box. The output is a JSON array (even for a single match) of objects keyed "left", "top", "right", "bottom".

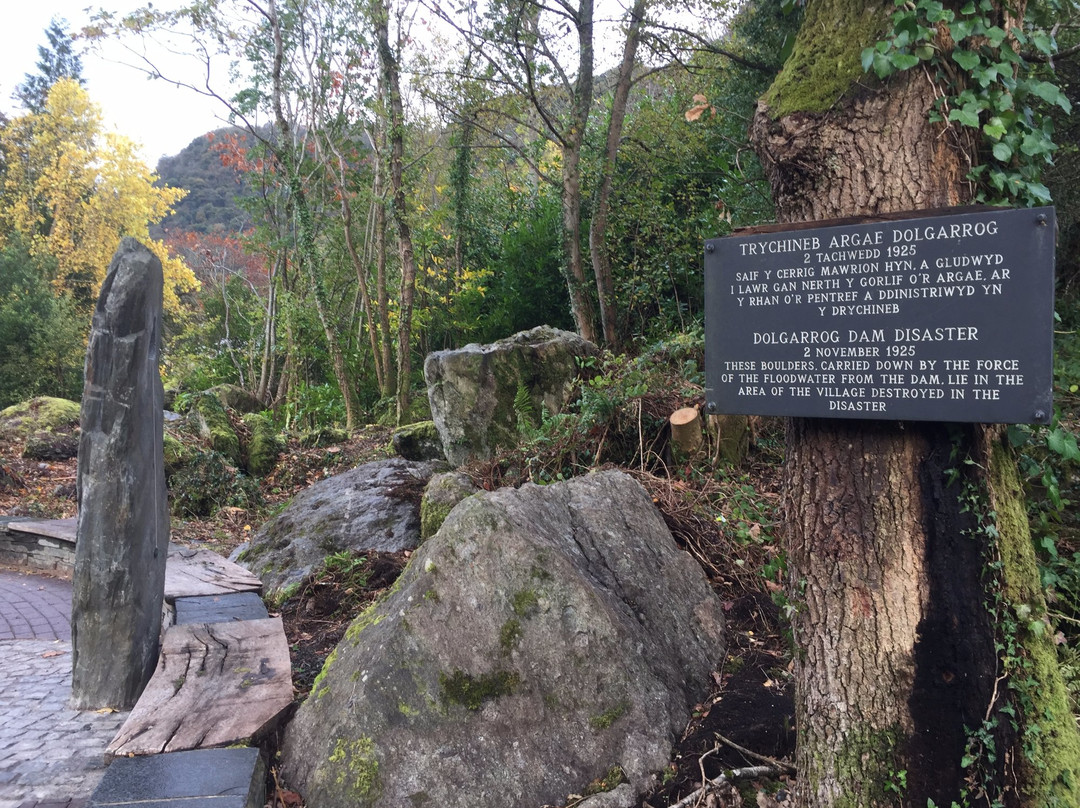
[
  {"left": 0, "top": 572, "right": 71, "bottom": 642},
  {"left": 0, "top": 571, "right": 127, "bottom": 808}
]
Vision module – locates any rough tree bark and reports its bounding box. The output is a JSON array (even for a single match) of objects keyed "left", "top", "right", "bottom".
[
  {"left": 373, "top": 0, "right": 420, "bottom": 423},
  {"left": 749, "top": 0, "right": 1080, "bottom": 805},
  {"left": 588, "top": 0, "right": 646, "bottom": 349}
]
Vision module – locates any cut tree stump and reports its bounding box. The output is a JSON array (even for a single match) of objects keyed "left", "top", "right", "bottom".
[
  {"left": 106, "top": 617, "right": 293, "bottom": 759},
  {"left": 670, "top": 407, "right": 703, "bottom": 456}
]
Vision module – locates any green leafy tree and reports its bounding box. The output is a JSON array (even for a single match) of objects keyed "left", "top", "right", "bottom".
[
  {"left": 15, "top": 19, "right": 85, "bottom": 114},
  {"left": 0, "top": 241, "right": 85, "bottom": 407}
]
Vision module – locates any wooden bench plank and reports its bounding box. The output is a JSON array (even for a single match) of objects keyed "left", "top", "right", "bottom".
[
  {"left": 165, "top": 547, "right": 262, "bottom": 599},
  {"left": 106, "top": 617, "right": 293, "bottom": 758}
]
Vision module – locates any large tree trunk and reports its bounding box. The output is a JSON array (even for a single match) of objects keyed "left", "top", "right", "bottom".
[
  {"left": 562, "top": 142, "right": 596, "bottom": 343},
  {"left": 561, "top": 0, "right": 597, "bottom": 344},
  {"left": 750, "top": 1, "right": 1080, "bottom": 805},
  {"left": 371, "top": 119, "right": 395, "bottom": 400},
  {"left": 373, "top": 0, "right": 419, "bottom": 424},
  {"left": 588, "top": 0, "right": 646, "bottom": 349}
]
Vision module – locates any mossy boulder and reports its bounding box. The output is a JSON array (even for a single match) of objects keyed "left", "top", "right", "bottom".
[
  {"left": 423, "top": 326, "right": 599, "bottom": 466},
  {"left": 237, "top": 458, "right": 442, "bottom": 601},
  {"left": 419, "top": 471, "right": 477, "bottom": 540},
  {"left": 187, "top": 393, "right": 242, "bottom": 466},
  {"left": 392, "top": 420, "right": 444, "bottom": 462},
  {"left": 299, "top": 426, "right": 350, "bottom": 448},
  {"left": 244, "top": 412, "right": 284, "bottom": 476},
  {"left": 207, "top": 383, "right": 265, "bottom": 414},
  {"left": 169, "top": 450, "right": 262, "bottom": 518},
  {"left": 0, "top": 397, "right": 80, "bottom": 440},
  {"left": 163, "top": 432, "right": 190, "bottom": 476},
  {"left": 23, "top": 430, "right": 80, "bottom": 461},
  {"left": 281, "top": 471, "right": 726, "bottom": 808}
]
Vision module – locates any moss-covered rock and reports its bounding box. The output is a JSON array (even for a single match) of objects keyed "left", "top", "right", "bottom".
[
  {"left": 238, "top": 458, "right": 439, "bottom": 601},
  {"left": 207, "top": 383, "right": 265, "bottom": 414},
  {"left": 299, "top": 426, "right": 350, "bottom": 448},
  {"left": 420, "top": 472, "right": 477, "bottom": 541},
  {"left": 280, "top": 471, "right": 726, "bottom": 808},
  {"left": 22, "top": 430, "right": 79, "bottom": 461},
  {"left": 0, "top": 397, "right": 80, "bottom": 440},
  {"left": 188, "top": 393, "right": 242, "bottom": 466},
  {"left": 168, "top": 449, "right": 262, "bottom": 518},
  {"left": 392, "top": 420, "right": 444, "bottom": 462},
  {"left": 423, "top": 326, "right": 599, "bottom": 466},
  {"left": 244, "top": 412, "right": 284, "bottom": 476},
  {"left": 163, "top": 432, "right": 190, "bottom": 476}
]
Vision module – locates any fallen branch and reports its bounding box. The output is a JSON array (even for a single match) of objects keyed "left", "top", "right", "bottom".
[
  {"left": 666, "top": 764, "right": 790, "bottom": 808},
  {"left": 714, "top": 732, "right": 796, "bottom": 774}
]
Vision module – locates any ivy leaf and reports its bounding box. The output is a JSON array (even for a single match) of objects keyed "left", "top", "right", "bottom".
[
  {"left": 914, "top": 44, "right": 935, "bottom": 60},
  {"left": 890, "top": 52, "right": 920, "bottom": 71},
  {"left": 992, "top": 141, "right": 1012, "bottom": 161},
  {"left": 861, "top": 46, "right": 877, "bottom": 73},
  {"left": 1026, "top": 181, "right": 1052, "bottom": 203},
  {"left": 952, "top": 18, "right": 975, "bottom": 40},
  {"left": 1031, "top": 31, "right": 1054, "bottom": 55},
  {"left": 949, "top": 103, "right": 981, "bottom": 128},
  {"left": 983, "top": 116, "right": 1007, "bottom": 139},
  {"left": 951, "top": 49, "right": 981, "bottom": 71},
  {"left": 1020, "top": 132, "right": 1053, "bottom": 156},
  {"left": 1047, "top": 428, "right": 1080, "bottom": 461},
  {"left": 1027, "top": 80, "right": 1072, "bottom": 113}
]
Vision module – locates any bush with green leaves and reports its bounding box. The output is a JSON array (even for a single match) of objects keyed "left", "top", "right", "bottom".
[
  {"left": 168, "top": 449, "right": 263, "bottom": 518},
  {"left": 0, "top": 242, "right": 86, "bottom": 408}
]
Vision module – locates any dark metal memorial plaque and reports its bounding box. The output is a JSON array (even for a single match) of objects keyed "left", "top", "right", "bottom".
[{"left": 705, "top": 207, "right": 1055, "bottom": 423}]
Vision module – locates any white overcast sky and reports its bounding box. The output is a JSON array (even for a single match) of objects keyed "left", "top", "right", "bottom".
[{"left": 0, "top": 1, "right": 228, "bottom": 166}]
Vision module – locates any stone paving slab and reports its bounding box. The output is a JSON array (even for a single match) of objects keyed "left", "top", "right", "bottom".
[
  {"left": 0, "top": 573, "right": 71, "bottom": 642},
  {"left": 0, "top": 640, "right": 127, "bottom": 808},
  {"left": 5, "top": 521, "right": 77, "bottom": 544},
  {"left": 89, "top": 748, "right": 265, "bottom": 808}
]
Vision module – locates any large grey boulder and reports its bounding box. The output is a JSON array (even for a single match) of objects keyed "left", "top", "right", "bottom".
[
  {"left": 281, "top": 470, "right": 725, "bottom": 808},
  {"left": 238, "top": 458, "right": 441, "bottom": 601},
  {"left": 424, "top": 326, "right": 599, "bottom": 466},
  {"left": 71, "top": 238, "right": 169, "bottom": 710}
]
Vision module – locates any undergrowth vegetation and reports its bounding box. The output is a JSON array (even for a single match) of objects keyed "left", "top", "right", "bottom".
[{"left": 468, "top": 329, "right": 787, "bottom": 612}]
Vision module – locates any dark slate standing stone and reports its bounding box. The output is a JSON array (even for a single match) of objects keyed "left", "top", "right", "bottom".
[{"left": 71, "top": 238, "right": 169, "bottom": 710}]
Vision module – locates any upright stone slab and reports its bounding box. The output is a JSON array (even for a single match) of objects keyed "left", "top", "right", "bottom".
[{"left": 71, "top": 238, "right": 169, "bottom": 710}]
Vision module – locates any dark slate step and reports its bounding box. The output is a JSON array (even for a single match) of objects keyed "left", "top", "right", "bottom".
[
  {"left": 174, "top": 592, "right": 268, "bottom": 625},
  {"left": 90, "top": 748, "right": 265, "bottom": 808}
]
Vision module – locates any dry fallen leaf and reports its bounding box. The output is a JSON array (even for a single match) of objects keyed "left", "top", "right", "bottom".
[{"left": 41, "top": 650, "right": 66, "bottom": 658}]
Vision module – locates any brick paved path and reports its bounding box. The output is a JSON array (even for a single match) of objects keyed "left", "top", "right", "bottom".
[
  {"left": 0, "top": 572, "right": 71, "bottom": 641},
  {"left": 0, "top": 571, "right": 127, "bottom": 808}
]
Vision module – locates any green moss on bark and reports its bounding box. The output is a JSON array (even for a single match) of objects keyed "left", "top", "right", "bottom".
[
  {"left": 989, "top": 440, "right": 1080, "bottom": 806},
  {"left": 243, "top": 412, "right": 283, "bottom": 476},
  {"left": 762, "top": 0, "right": 889, "bottom": 118},
  {"left": 804, "top": 723, "right": 903, "bottom": 808}
]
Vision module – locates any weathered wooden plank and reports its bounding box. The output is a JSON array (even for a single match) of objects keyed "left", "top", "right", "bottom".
[
  {"left": 106, "top": 617, "right": 293, "bottom": 758},
  {"left": 165, "top": 547, "right": 262, "bottom": 600},
  {"left": 7, "top": 517, "right": 77, "bottom": 543}
]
